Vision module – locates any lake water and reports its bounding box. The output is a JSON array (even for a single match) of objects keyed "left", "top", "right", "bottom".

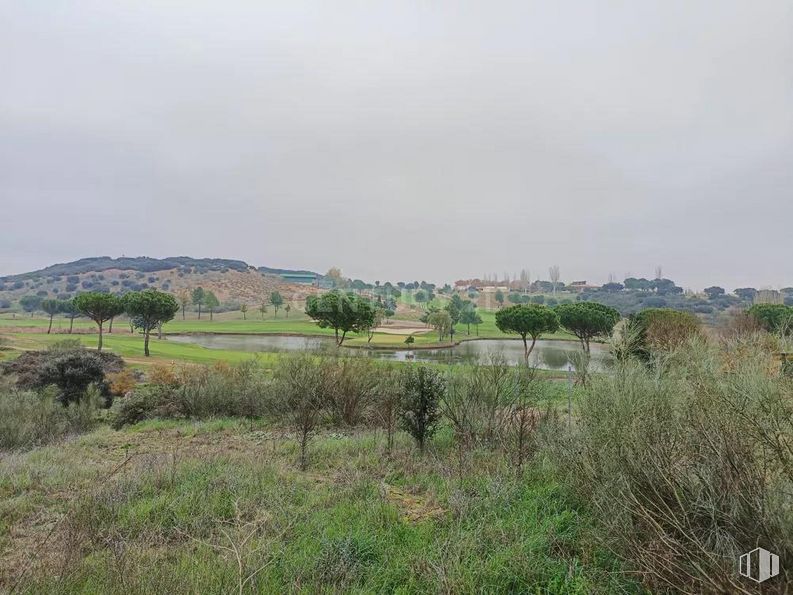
[{"left": 168, "top": 334, "right": 611, "bottom": 370}]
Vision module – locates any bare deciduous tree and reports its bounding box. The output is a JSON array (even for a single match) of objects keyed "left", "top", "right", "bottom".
[
  {"left": 372, "top": 368, "right": 402, "bottom": 455},
  {"left": 273, "top": 355, "right": 326, "bottom": 470},
  {"left": 549, "top": 265, "right": 560, "bottom": 295}
]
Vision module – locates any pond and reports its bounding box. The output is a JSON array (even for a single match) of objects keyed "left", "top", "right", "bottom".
[{"left": 168, "top": 334, "right": 612, "bottom": 371}]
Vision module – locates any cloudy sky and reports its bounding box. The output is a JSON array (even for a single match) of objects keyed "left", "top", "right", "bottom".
[{"left": 1, "top": 0, "right": 791, "bottom": 290}]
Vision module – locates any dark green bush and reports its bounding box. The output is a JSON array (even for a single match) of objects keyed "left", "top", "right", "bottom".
[
  {"left": 399, "top": 366, "right": 445, "bottom": 453},
  {"left": 1, "top": 341, "right": 121, "bottom": 406},
  {"left": 748, "top": 303, "right": 793, "bottom": 335}
]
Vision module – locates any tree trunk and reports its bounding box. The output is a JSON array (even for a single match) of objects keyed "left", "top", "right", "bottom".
[
  {"left": 109, "top": 317, "right": 114, "bottom": 333},
  {"left": 523, "top": 335, "right": 537, "bottom": 365},
  {"left": 197, "top": 304, "right": 202, "bottom": 319},
  {"left": 69, "top": 317, "right": 74, "bottom": 334},
  {"left": 210, "top": 309, "right": 213, "bottom": 321},
  {"left": 97, "top": 322, "right": 104, "bottom": 351},
  {"left": 158, "top": 322, "right": 163, "bottom": 339},
  {"left": 299, "top": 428, "right": 310, "bottom": 470},
  {"left": 144, "top": 330, "right": 150, "bottom": 357},
  {"left": 338, "top": 330, "right": 348, "bottom": 346},
  {"left": 182, "top": 305, "right": 186, "bottom": 320},
  {"left": 47, "top": 314, "right": 53, "bottom": 334}
]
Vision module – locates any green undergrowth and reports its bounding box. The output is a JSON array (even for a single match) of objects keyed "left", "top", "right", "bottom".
[{"left": 2, "top": 422, "right": 635, "bottom": 594}]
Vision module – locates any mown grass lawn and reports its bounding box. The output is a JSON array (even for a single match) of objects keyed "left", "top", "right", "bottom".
[
  {"left": 0, "top": 309, "right": 580, "bottom": 345},
  {"left": 1, "top": 332, "right": 278, "bottom": 367}
]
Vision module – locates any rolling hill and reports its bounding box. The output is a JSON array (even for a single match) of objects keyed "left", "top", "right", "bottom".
[{"left": 0, "top": 256, "right": 322, "bottom": 308}]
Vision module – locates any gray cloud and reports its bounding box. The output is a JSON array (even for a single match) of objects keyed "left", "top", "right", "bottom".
[{"left": 2, "top": 0, "right": 791, "bottom": 290}]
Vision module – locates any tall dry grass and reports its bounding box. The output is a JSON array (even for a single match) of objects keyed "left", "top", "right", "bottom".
[
  {"left": 552, "top": 335, "right": 792, "bottom": 593},
  {"left": 0, "top": 380, "right": 101, "bottom": 449}
]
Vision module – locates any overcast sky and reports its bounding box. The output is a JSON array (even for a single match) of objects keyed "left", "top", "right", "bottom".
[{"left": 1, "top": 1, "right": 791, "bottom": 290}]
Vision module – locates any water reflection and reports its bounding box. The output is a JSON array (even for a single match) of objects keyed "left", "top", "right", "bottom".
[{"left": 168, "top": 334, "right": 611, "bottom": 371}]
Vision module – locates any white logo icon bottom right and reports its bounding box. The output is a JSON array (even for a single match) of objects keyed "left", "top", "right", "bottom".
[{"left": 739, "top": 547, "right": 780, "bottom": 583}]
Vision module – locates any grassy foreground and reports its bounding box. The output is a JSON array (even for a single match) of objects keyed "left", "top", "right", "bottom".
[
  {"left": 4, "top": 329, "right": 789, "bottom": 592},
  {"left": 0, "top": 420, "right": 629, "bottom": 593}
]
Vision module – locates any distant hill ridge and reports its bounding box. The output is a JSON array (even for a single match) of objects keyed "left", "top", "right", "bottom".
[
  {"left": 2, "top": 256, "right": 319, "bottom": 281},
  {"left": 0, "top": 256, "right": 324, "bottom": 306}
]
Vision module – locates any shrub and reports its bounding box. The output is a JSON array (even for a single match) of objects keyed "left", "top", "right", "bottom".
[
  {"left": 641, "top": 296, "right": 667, "bottom": 308},
  {"left": 719, "top": 309, "right": 764, "bottom": 339},
  {"left": 112, "top": 384, "right": 180, "bottom": 428},
  {"left": 370, "top": 366, "right": 402, "bottom": 453},
  {"left": 630, "top": 308, "right": 702, "bottom": 355},
  {"left": 324, "top": 358, "right": 379, "bottom": 426},
  {"left": 1, "top": 341, "right": 121, "bottom": 405},
  {"left": 272, "top": 354, "right": 327, "bottom": 469},
  {"left": 107, "top": 369, "right": 138, "bottom": 396},
  {"left": 114, "top": 360, "right": 272, "bottom": 427},
  {"left": 147, "top": 362, "right": 182, "bottom": 387},
  {"left": 499, "top": 368, "right": 554, "bottom": 470},
  {"left": 34, "top": 350, "right": 109, "bottom": 405},
  {"left": 399, "top": 366, "right": 445, "bottom": 453},
  {"left": 748, "top": 304, "right": 793, "bottom": 336},
  {"left": 441, "top": 354, "right": 514, "bottom": 447},
  {"left": 0, "top": 381, "right": 101, "bottom": 448},
  {"left": 554, "top": 340, "right": 792, "bottom": 592},
  {"left": 177, "top": 360, "right": 270, "bottom": 419}
]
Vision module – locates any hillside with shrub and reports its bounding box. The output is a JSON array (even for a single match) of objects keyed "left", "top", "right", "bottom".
[{"left": 0, "top": 256, "right": 320, "bottom": 309}]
